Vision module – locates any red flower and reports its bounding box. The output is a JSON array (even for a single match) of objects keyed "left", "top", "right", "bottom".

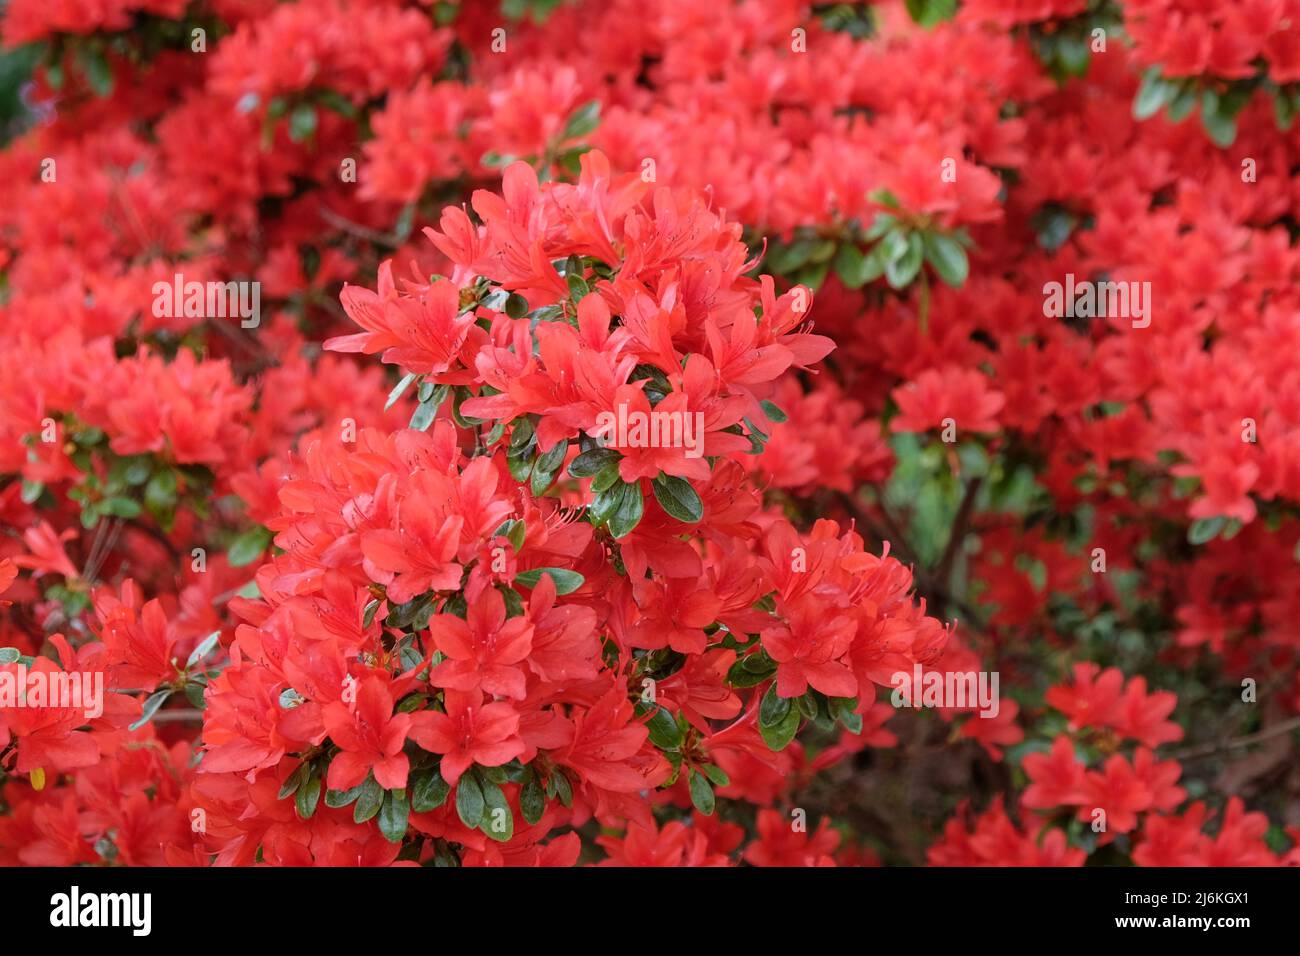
[
  {"left": 408, "top": 689, "right": 524, "bottom": 786},
  {"left": 429, "top": 588, "right": 533, "bottom": 700},
  {"left": 322, "top": 673, "right": 412, "bottom": 791}
]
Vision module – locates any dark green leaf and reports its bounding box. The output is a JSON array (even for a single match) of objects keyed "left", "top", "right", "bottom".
[
  {"left": 227, "top": 526, "right": 271, "bottom": 568},
  {"left": 1188, "top": 516, "right": 1226, "bottom": 545},
  {"left": 885, "top": 232, "right": 924, "bottom": 289},
  {"left": 562, "top": 100, "right": 600, "bottom": 140},
  {"left": 569, "top": 447, "right": 621, "bottom": 478},
  {"left": 410, "top": 767, "right": 451, "bottom": 812},
  {"left": 277, "top": 760, "right": 310, "bottom": 800},
  {"left": 699, "top": 763, "right": 730, "bottom": 788},
  {"left": 923, "top": 232, "right": 969, "bottom": 287},
  {"left": 325, "top": 782, "right": 368, "bottom": 809},
  {"left": 288, "top": 103, "right": 318, "bottom": 142},
  {"left": 455, "top": 774, "right": 485, "bottom": 827},
  {"left": 378, "top": 788, "right": 409, "bottom": 843},
  {"left": 1134, "top": 67, "right": 1175, "bottom": 120},
  {"left": 608, "top": 481, "right": 644, "bottom": 538},
  {"left": 514, "top": 567, "right": 585, "bottom": 594},
  {"left": 478, "top": 779, "right": 514, "bottom": 842},
  {"left": 353, "top": 776, "right": 384, "bottom": 823},
  {"left": 128, "top": 689, "right": 172, "bottom": 732},
  {"left": 295, "top": 775, "right": 322, "bottom": 819},
  {"left": 646, "top": 705, "right": 684, "bottom": 750},
  {"left": 651, "top": 474, "right": 703, "bottom": 523},
  {"left": 688, "top": 770, "right": 716, "bottom": 815},
  {"left": 520, "top": 772, "right": 546, "bottom": 825}
]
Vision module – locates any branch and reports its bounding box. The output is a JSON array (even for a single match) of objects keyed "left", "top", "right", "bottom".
[
  {"left": 318, "top": 204, "right": 402, "bottom": 248},
  {"left": 935, "top": 475, "right": 982, "bottom": 588},
  {"left": 1167, "top": 715, "right": 1300, "bottom": 761}
]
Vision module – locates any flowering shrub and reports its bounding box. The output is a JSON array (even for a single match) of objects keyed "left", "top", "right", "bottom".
[{"left": 0, "top": 0, "right": 1298, "bottom": 867}]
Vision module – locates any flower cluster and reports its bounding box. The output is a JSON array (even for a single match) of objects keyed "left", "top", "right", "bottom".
[{"left": 0, "top": 0, "right": 1297, "bottom": 867}]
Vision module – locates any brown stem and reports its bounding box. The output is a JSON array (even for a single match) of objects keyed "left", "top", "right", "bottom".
[
  {"left": 1166, "top": 715, "right": 1300, "bottom": 761},
  {"left": 318, "top": 204, "right": 402, "bottom": 248},
  {"left": 935, "top": 475, "right": 982, "bottom": 589}
]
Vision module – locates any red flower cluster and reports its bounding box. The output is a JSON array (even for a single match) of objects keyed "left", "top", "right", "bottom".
[{"left": 0, "top": 0, "right": 1297, "bottom": 868}]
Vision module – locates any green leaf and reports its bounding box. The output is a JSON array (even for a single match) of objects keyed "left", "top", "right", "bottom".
[
  {"left": 386, "top": 372, "right": 417, "bottom": 410},
  {"left": 101, "top": 497, "right": 141, "bottom": 518},
  {"left": 758, "top": 684, "right": 800, "bottom": 751},
  {"left": 478, "top": 779, "right": 514, "bottom": 842},
  {"left": 520, "top": 772, "right": 546, "bottom": 825},
  {"left": 864, "top": 213, "right": 897, "bottom": 241},
  {"left": 410, "top": 398, "right": 438, "bottom": 431},
  {"left": 759, "top": 682, "right": 792, "bottom": 727},
  {"left": 885, "top": 232, "right": 924, "bottom": 289},
  {"left": 651, "top": 474, "right": 703, "bottom": 523},
  {"left": 1167, "top": 83, "right": 1198, "bottom": 122},
  {"left": 82, "top": 49, "right": 114, "bottom": 97},
  {"left": 353, "top": 776, "right": 384, "bottom": 823},
  {"left": 455, "top": 774, "right": 485, "bottom": 827},
  {"left": 833, "top": 242, "right": 871, "bottom": 289},
  {"left": 491, "top": 516, "right": 523, "bottom": 548},
  {"left": 504, "top": 292, "right": 530, "bottom": 318},
  {"left": 589, "top": 462, "right": 622, "bottom": 495},
  {"left": 378, "top": 788, "right": 409, "bottom": 843},
  {"left": 410, "top": 767, "right": 451, "bottom": 812},
  {"left": 1274, "top": 88, "right": 1297, "bottom": 130},
  {"left": 589, "top": 481, "right": 624, "bottom": 525},
  {"left": 868, "top": 188, "right": 901, "bottom": 210},
  {"left": 144, "top": 470, "right": 178, "bottom": 521},
  {"left": 922, "top": 232, "right": 969, "bottom": 287},
  {"left": 551, "top": 770, "right": 573, "bottom": 807},
  {"left": 227, "top": 526, "right": 271, "bottom": 568},
  {"left": 288, "top": 103, "right": 318, "bottom": 142},
  {"left": 699, "top": 763, "right": 730, "bottom": 788},
  {"left": 386, "top": 592, "right": 435, "bottom": 630},
  {"left": 324, "top": 782, "right": 368, "bottom": 809},
  {"left": 1188, "top": 516, "right": 1226, "bottom": 545},
  {"left": 839, "top": 708, "right": 864, "bottom": 734},
  {"left": 646, "top": 705, "right": 684, "bottom": 750},
  {"left": 688, "top": 770, "right": 716, "bottom": 815},
  {"left": 277, "top": 761, "right": 310, "bottom": 800},
  {"left": 1134, "top": 67, "right": 1175, "bottom": 120},
  {"left": 1201, "top": 90, "right": 1237, "bottom": 147},
  {"left": 562, "top": 100, "right": 601, "bottom": 140},
  {"left": 760, "top": 400, "right": 788, "bottom": 424},
  {"left": 128, "top": 689, "right": 172, "bottom": 731},
  {"left": 1056, "top": 35, "right": 1091, "bottom": 77},
  {"left": 568, "top": 447, "right": 621, "bottom": 478},
  {"left": 530, "top": 439, "right": 568, "bottom": 495},
  {"left": 184, "top": 680, "right": 208, "bottom": 710},
  {"left": 296, "top": 774, "right": 322, "bottom": 819},
  {"left": 608, "top": 481, "right": 644, "bottom": 538},
  {"left": 185, "top": 631, "right": 220, "bottom": 670},
  {"left": 904, "top": 0, "right": 957, "bottom": 28},
  {"left": 727, "top": 659, "right": 775, "bottom": 688},
  {"left": 514, "top": 567, "right": 585, "bottom": 594}
]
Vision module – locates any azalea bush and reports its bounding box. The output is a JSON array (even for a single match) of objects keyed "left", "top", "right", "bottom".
[{"left": 0, "top": 0, "right": 1298, "bottom": 867}]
